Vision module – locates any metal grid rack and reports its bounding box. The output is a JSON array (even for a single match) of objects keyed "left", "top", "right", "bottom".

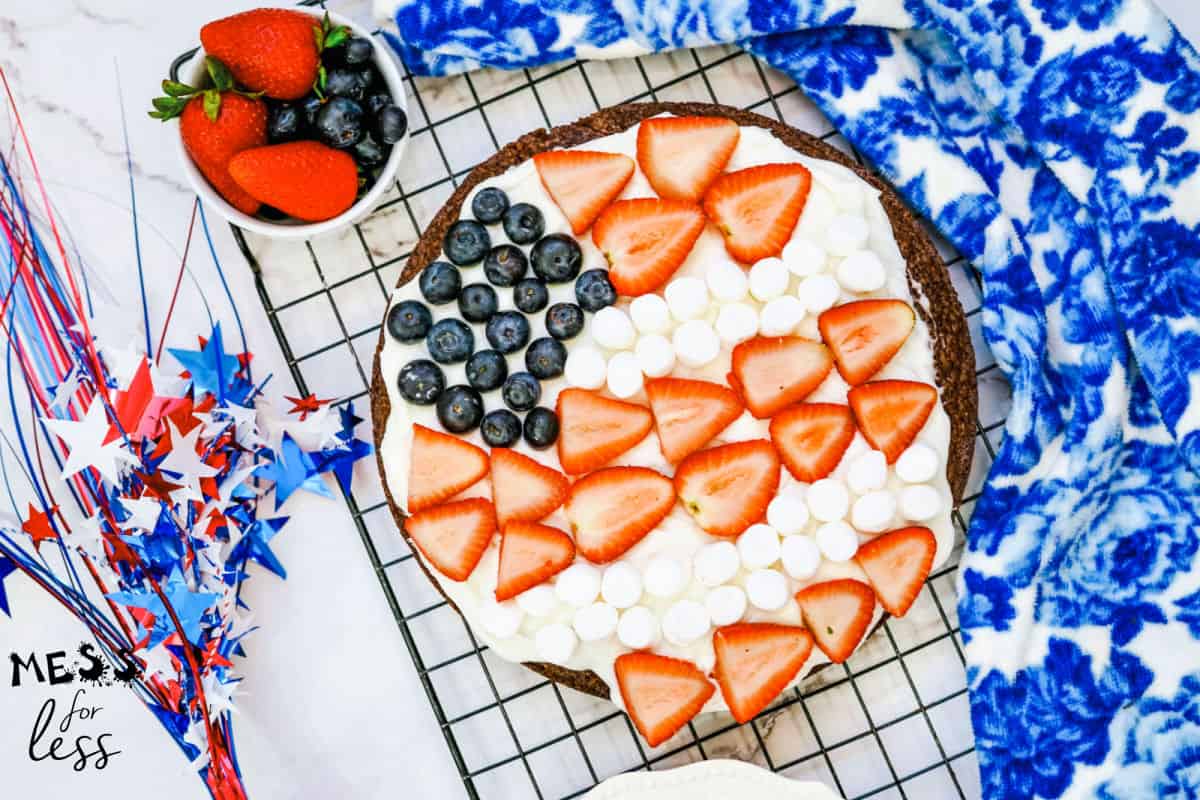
[{"left": 174, "top": 4, "right": 1010, "bottom": 796}]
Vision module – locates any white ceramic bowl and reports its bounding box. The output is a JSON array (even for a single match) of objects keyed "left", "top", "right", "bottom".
[{"left": 177, "top": 7, "right": 408, "bottom": 239}]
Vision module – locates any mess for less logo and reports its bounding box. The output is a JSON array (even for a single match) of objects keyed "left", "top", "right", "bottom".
[{"left": 9, "top": 643, "right": 143, "bottom": 772}]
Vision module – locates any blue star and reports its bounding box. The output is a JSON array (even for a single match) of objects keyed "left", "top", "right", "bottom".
[
  {"left": 314, "top": 437, "right": 372, "bottom": 494},
  {"left": 254, "top": 433, "right": 334, "bottom": 506},
  {"left": 228, "top": 516, "right": 289, "bottom": 579},
  {"left": 108, "top": 569, "right": 218, "bottom": 648},
  {"left": 336, "top": 403, "right": 363, "bottom": 442},
  {"left": 0, "top": 556, "right": 18, "bottom": 616},
  {"left": 168, "top": 323, "right": 240, "bottom": 401}
]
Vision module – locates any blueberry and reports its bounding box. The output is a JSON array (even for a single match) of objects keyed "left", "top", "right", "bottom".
[
  {"left": 444, "top": 220, "right": 490, "bottom": 266},
  {"left": 531, "top": 234, "right": 583, "bottom": 283},
  {"left": 545, "top": 302, "right": 584, "bottom": 340},
  {"left": 425, "top": 318, "right": 474, "bottom": 364},
  {"left": 419, "top": 261, "right": 461, "bottom": 305},
  {"left": 502, "top": 203, "right": 545, "bottom": 245},
  {"left": 525, "top": 337, "right": 567, "bottom": 379},
  {"left": 376, "top": 105, "right": 408, "bottom": 145},
  {"left": 513, "top": 279, "right": 549, "bottom": 313},
  {"left": 523, "top": 407, "right": 559, "bottom": 449},
  {"left": 397, "top": 359, "right": 444, "bottom": 405},
  {"left": 465, "top": 349, "right": 508, "bottom": 392},
  {"left": 357, "top": 65, "right": 383, "bottom": 91},
  {"left": 364, "top": 91, "right": 392, "bottom": 116},
  {"left": 486, "top": 310, "right": 531, "bottom": 354},
  {"left": 502, "top": 372, "right": 541, "bottom": 412},
  {"left": 575, "top": 269, "right": 617, "bottom": 312},
  {"left": 436, "top": 385, "right": 484, "bottom": 433},
  {"left": 480, "top": 409, "right": 522, "bottom": 447},
  {"left": 315, "top": 97, "right": 365, "bottom": 149},
  {"left": 471, "top": 187, "right": 510, "bottom": 225},
  {"left": 386, "top": 299, "right": 432, "bottom": 343},
  {"left": 343, "top": 36, "right": 374, "bottom": 66},
  {"left": 325, "top": 68, "right": 365, "bottom": 100},
  {"left": 353, "top": 134, "right": 389, "bottom": 168},
  {"left": 267, "top": 103, "right": 301, "bottom": 142},
  {"left": 299, "top": 94, "right": 324, "bottom": 127},
  {"left": 458, "top": 283, "right": 498, "bottom": 323},
  {"left": 483, "top": 244, "right": 528, "bottom": 287}
]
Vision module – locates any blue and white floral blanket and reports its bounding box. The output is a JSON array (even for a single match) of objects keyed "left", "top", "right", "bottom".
[{"left": 382, "top": 1, "right": 1200, "bottom": 796}]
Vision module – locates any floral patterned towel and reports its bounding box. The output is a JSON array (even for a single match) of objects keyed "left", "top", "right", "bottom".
[{"left": 383, "top": 2, "right": 1200, "bottom": 797}]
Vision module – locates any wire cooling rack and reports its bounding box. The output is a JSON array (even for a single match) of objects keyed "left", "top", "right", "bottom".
[{"left": 173, "top": 4, "right": 1010, "bottom": 797}]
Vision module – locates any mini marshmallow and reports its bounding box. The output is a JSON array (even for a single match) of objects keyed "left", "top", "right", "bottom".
[
  {"left": 825, "top": 214, "right": 870, "bottom": 256},
  {"left": 782, "top": 238, "right": 827, "bottom": 277},
  {"left": 565, "top": 345, "right": 607, "bottom": 390},
  {"left": 746, "top": 568, "right": 790, "bottom": 611},
  {"left": 836, "top": 250, "right": 887, "bottom": 293},
  {"left": 847, "top": 450, "right": 888, "bottom": 495},
  {"left": 630, "top": 293, "right": 671, "bottom": 334},
  {"left": 479, "top": 599, "right": 524, "bottom": 639},
  {"left": 737, "top": 523, "right": 782, "bottom": 569},
  {"left": 663, "top": 600, "right": 711, "bottom": 646},
  {"left": 767, "top": 491, "right": 810, "bottom": 536},
  {"left": 634, "top": 334, "right": 676, "bottom": 378},
  {"left": 706, "top": 259, "right": 749, "bottom": 302},
  {"left": 797, "top": 274, "right": 841, "bottom": 314},
  {"left": 749, "top": 257, "right": 790, "bottom": 302},
  {"left": 715, "top": 303, "right": 759, "bottom": 345},
  {"left": 900, "top": 484, "right": 943, "bottom": 521},
  {"left": 592, "top": 306, "right": 636, "bottom": 350},
  {"left": 673, "top": 320, "right": 720, "bottom": 367},
  {"left": 723, "top": 410, "right": 765, "bottom": 442},
  {"left": 606, "top": 351, "right": 644, "bottom": 399},
  {"left": 705, "top": 585, "right": 748, "bottom": 626},
  {"left": 556, "top": 562, "right": 602, "bottom": 607},
  {"left": 694, "top": 541, "right": 740, "bottom": 587},
  {"left": 807, "top": 479, "right": 849, "bottom": 522},
  {"left": 851, "top": 490, "right": 897, "bottom": 533},
  {"left": 781, "top": 535, "right": 822, "bottom": 579},
  {"left": 515, "top": 584, "right": 558, "bottom": 618},
  {"left": 601, "top": 562, "right": 643, "bottom": 609},
  {"left": 618, "top": 606, "right": 661, "bottom": 650},
  {"left": 535, "top": 623, "right": 578, "bottom": 664},
  {"left": 644, "top": 557, "right": 689, "bottom": 598},
  {"left": 815, "top": 521, "right": 859, "bottom": 562},
  {"left": 759, "top": 296, "right": 806, "bottom": 336},
  {"left": 665, "top": 277, "right": 709, "bottom": 322},
  {"left": 573, "top": 602, "right": 619, "bottom": 641},
  {"left": 896, "top": 443, "right": 939, "bottom": 483}
]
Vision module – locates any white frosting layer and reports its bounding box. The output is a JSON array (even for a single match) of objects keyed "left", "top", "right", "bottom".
[{"left": 378, "top": 116, "right": 956, "bottom": 715}]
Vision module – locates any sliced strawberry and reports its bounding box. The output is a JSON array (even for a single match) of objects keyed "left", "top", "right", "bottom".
[
  {"left": 404, "top": 498, "right": 496, "bottom": 582},
  {"left": 556, "top": 388, "right": 653, "bottom": 475},
  {"left": 495, "top": 521, "right": 576, "bottom": 601},
  {"left": 490, "top": 448, "right": 569, "bottom": 527},
  {"left": 847, "top": 380, "right": 938, "bottom": 463},
  {"left": 794, "top": 579, "right": 876, "bottom": 664},
  {"left": 769, "top": 403, "right": 856, "bottom": 483},
  {"left": 855, "top": 526, "right": 936, "bottom": 617},
  {"left": 703, "top": 163, "right": 811, "bottom": 263},
  {"left": 408, "top": 424, "right": 489, "bottom": 512},
  {"left": 533, "top": 150, "right": 635, "bottom": 235},
  {"left": 712, "top": 623, "right": 814, "bottom": 724},
  {"left": 645, "top": 377, "right": 744, "bottom": 463},
  {"left": 818, "top": 300, "right": 916, "bottom": 386},
  {"left": 614, "top": 652, "right": 715, "bottom": 747},
  {"left": 592, "top": 198, "right": 705, "bottom": 296},
  {"left": 636, "top": 116, "right": 739, "bottom": 202},
  {"left": 674, "top": 440, "right": 780, "bottom": 538},
  {"left": 565, "top": 467, "right": 674, "bottom": 563},
  {"left": 729, "top": 336, "right": 834, "bottom": 419}
]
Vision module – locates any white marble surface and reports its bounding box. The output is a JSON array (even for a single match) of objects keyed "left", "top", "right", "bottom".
[{"left": 0, "top": 2, "right": 1196, "bottom": 800}]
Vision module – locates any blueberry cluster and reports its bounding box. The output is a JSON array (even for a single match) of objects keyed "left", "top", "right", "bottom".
[
  {"left": 265, "top": 34, "right": 407, "bottom": 210},
  {"left": 388, "top": 187, "right": 619, "bottom": 448}
]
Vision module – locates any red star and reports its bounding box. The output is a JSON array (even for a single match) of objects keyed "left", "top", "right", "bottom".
[
  {"left": 21, "top": 502, "right": 59, "bottom": 549},
  {"left": 107, "top": 358, "right": 187, "bottom": 444},
  {"left": 203, "top": 638, "right": 234, "bottom": 669},
  {"left": 135, "top": 469, "right": 184, "bottom": 501},
  {"left": 285, "top": 393, "right": 334, "bottom": 421}
]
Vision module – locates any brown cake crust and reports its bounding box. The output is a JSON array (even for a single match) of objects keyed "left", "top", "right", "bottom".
[{"left": 371, "top": 102, "right": 977, "bottom": 702}]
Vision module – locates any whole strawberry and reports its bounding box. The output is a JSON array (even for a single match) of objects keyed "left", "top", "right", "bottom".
[
  {"left": 201, "top": 9, "right": 323, "bottom": 101},
  {"left": 228, "top": 141, "right": 358, "bottom": 222}
]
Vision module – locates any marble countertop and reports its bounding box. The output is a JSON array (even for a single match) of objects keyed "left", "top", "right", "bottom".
[{"left": 0, "top": 1, "right": 1195, "bottom": 799}]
